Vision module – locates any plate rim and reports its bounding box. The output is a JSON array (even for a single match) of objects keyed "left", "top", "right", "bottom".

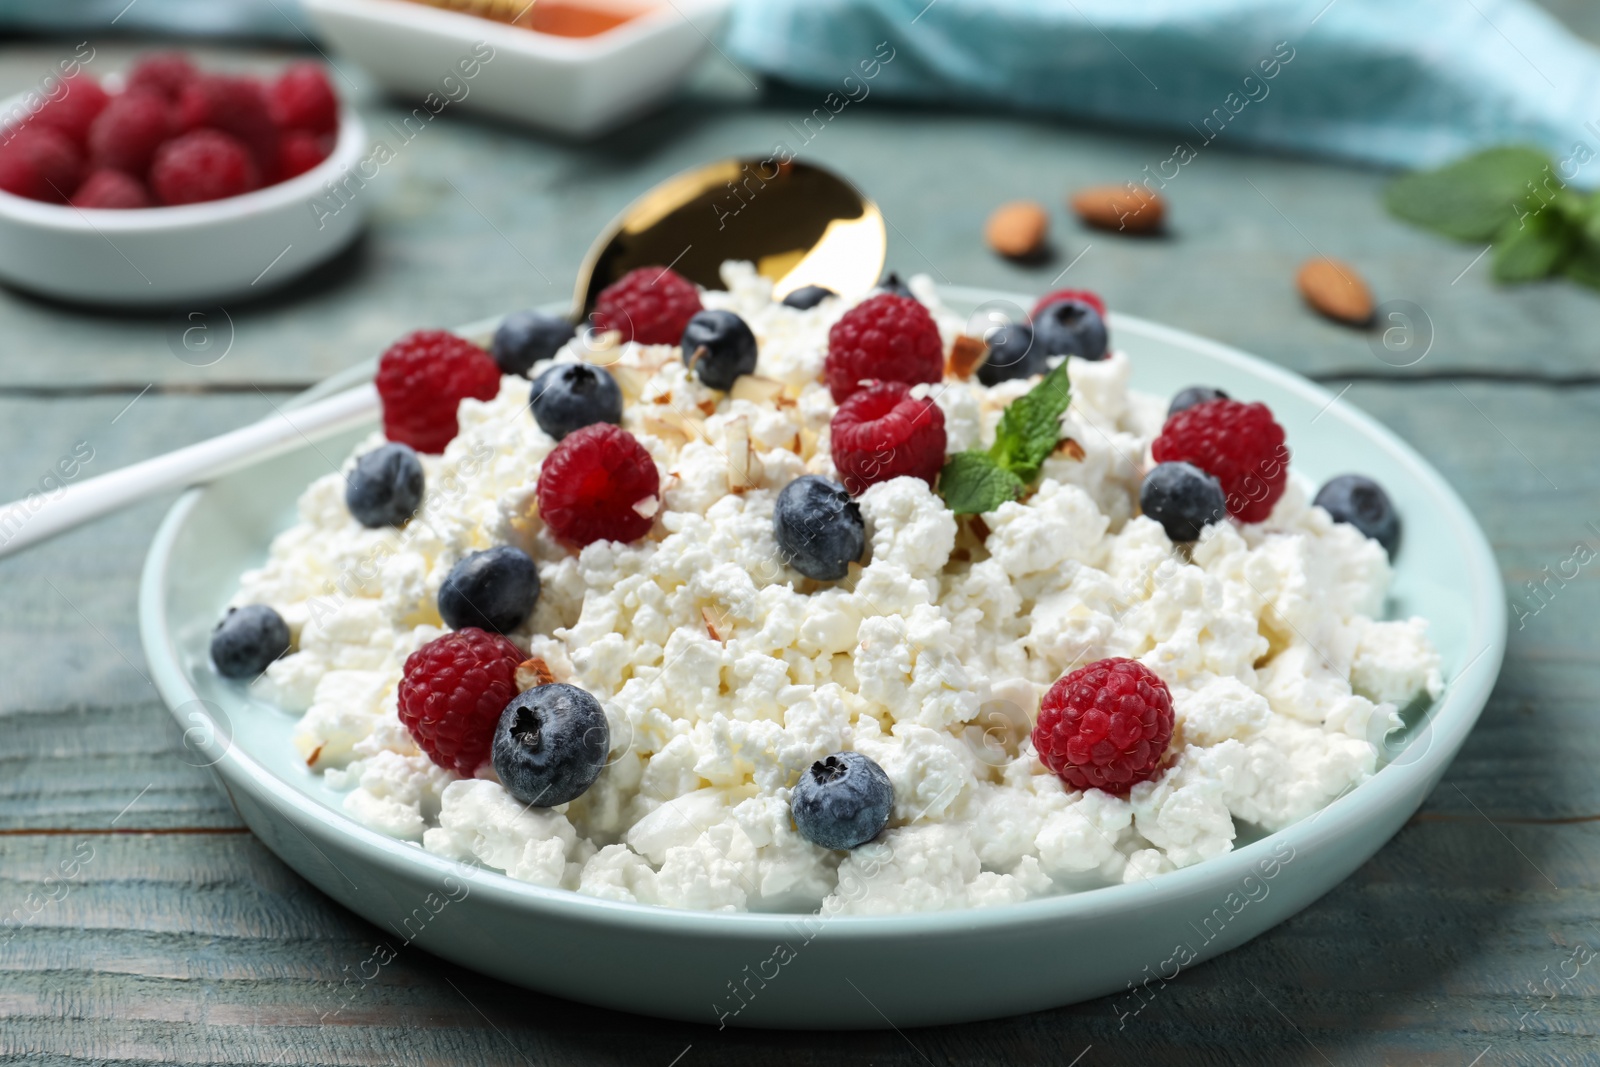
[{"left": 138, "top": 286, "right": 1508, "bottom": 939}]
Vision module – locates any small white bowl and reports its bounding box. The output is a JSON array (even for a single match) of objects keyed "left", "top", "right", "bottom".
[
  {"left": 0, "top": 101, "right": 369, "bottom": 307},
  {"left": 301, "top": 0, "right": 732, "bottom": 138}
]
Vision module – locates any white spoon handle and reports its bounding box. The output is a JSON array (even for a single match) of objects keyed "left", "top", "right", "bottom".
[{"left": 0, "top": 383, "right": 379, "bottom": 559}]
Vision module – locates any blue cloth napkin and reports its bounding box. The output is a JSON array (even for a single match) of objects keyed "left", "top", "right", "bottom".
[{"left": 726, "top": 0, "right": 1600, "bottom": 177}]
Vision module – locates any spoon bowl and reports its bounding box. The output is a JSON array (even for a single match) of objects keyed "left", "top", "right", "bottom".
[{"left": 574, "top": 157, "right": 885, "bottom": 314}]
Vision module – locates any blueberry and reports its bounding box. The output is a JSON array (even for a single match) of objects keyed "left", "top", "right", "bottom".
[
  {"left": 1168, "top": 386, "right": 1229, "bottom": 419},
  {"left": 492, "top": 683, "right": 609, "bottom": 807},
  {"left": 492, "top": 309, "right": 575, "bottom": 378},
  {"left": 790, "top": 751, "right": 893, "bottom": 850},
  {"left": 976, "top": 321, "right": 1043, "bottom": 385},
  {"left": 346, "top": 443, "right": 424, "bottom": 528},
  {"left": 1315, "top": 474, "right": 1401, "bottom": 558},
  {"left": 877, "top": 271, "right": 916, "bottom": 300},
  {"left": 1033, "top": 297, "right": 1108, "bottom": 360},
  {"left": 438, "top": 546, "right": 540, "bottom": 634},
  {"left": 1141, "top": 461, "right": 1227, "bottom": 542},
  {"left": 529, "top": 362, "right": 623, "bottom": 440},
  {"left": 781, "top": 285, "right": 836, "bottom": 310},
  {"left": 774, "top": 475, "right": 865, "bottom": 581},
  {"left": 210, "top": 604, "right": 291, "bottom": 680},
  {"left": 681, "top": 309, "right": 758, "bottom": 391}
]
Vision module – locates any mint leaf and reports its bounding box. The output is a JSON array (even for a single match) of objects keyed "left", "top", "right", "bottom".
[
  {"left": 1566, "top": 235, "right": 1600, "bottom": 289},
  {"left": 988, "top": 360, "right": 1072, "bottom": 481},
  {"left": 939, "top": 452, "right": 1026, "bottom": 515},
  {"left": 1385, "top": 146, "right": 1553, "bottom": 242},
  {"left": 1492, "top": 208, "right": 1575, "bottom": 282}
]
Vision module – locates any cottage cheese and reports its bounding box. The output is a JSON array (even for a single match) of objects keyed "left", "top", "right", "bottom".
[{"left": 233, "top": 262, "right": 1444, "bottom": 915}]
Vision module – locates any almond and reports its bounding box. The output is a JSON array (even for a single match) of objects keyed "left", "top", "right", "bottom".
[
  {"left": 948, "top": 334, "right": 987, "bottom": 379},
  {"left": 1070, "top": 184, "right": 1165, "bottom": 234},
  {"left": 1296, "top": 257, "right": 1374, "bottom": 325},
  {"left": 515, "top": 656, "right": 556, "bottom": 690},
  {"left": 985, "top": 200, "right": 1050, "bottom": 258}
]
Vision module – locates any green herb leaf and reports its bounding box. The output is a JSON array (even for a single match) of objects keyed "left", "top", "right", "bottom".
[
  {"left": 987, "top": 360, "right": 1072, "bottom": 482},
  {"left": 938, "top": 452, "right": 1026, "bottom": 515},
  {"left": 1385, "top": 146, "right": 1553, "bottom": 242},
  {"left": 1492, "top": 209, "right": 1575, "bottom": 282},
  {"left": 1564, "top": 231, "right": 1600, "bottom": 289}
]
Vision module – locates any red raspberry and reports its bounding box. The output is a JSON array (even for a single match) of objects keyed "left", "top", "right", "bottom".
[
  {"left": 86, "top": 91, "right": 172, "bottom": 175},
  {"left": 591, "top": 266, "right": 703, "bottom": 345},
  {"left": 1030, "top": 288, "right": 1105, "bottom": 320},
  {"left": 176, "top": 75, "right": 278, "bottom": 177},
  {"left": 398, "top": 628, "right": 525, "bottom": 776},
  {"left": 0, "top": 126, "right": 83, "bottom": 202},
  {"left": 71, "top": 169, "right": 151, "bottom": 209},
  {"left": 1033, "top": 657, "right": 1173, "bottom": 794},
  {"left": 149, "top": 129, "right": 259, "bottom": 205},
  {"left": 268, "top": 62, "right": 339, "bottom": 135},
  {"left": 537, "top": 423, "right": 660, "bottom": 547},
  {"left": 1152, "top": 398, "right": 1289, "bottom": 524},
  {"left": 127, "top": 53, "right": 198, "bottom": 101},
  {"left": 829, "top": 380, "right": 946, "bottom": 496},
  {"left": 31, "top": 75, "right": 109, "bottom": 146},
  {"left": 824, "top": 293, "right": 944, "bottom": 403},
  {"left": 375, "top": 329, "right": 503, "bottom": 454},
  {"left": 277, "top": 130, "right": 331, "bottom": 180}
]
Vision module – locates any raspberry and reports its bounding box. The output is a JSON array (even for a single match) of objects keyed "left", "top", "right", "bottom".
[
  {"left": 127, "top": 53, "right": 198, "bottom": 101},
  {"left": 71, "top": 169, "right": 151, "bottom": 209},
  {"left": 0, "top": 126, "right": 82, "bottom": 202},
  {"left": 1032, "top": 657, "right": 1174, "bottom": 794},
  {"left": 375, "top": 329, "right": 503, "bottom": 454},
  {"left": 537, "top": 423, "right": 660, "bottom": 547},
  {"left": 267, "top": 62, "right": 339, "bottom": 135},
  {"left": 149, "top": 129, "right": 259, "bottom": 205},
  {"left": 1030, "top": 288, "right": 1105, "bottom": 320},
  {"left": 591, "top": 266, "right": 702, "bottom": 345},
  {"left": 277, "top": 130, "right": 331, "bottom": 179},
  {"left": 86, "top": 91, "right": 172, "bottom": 175},
  {"left": 829, "top": 380, "right": 946, "bottom": 496},
  {"left": 176, "top": 75, "right": 278, "bottom": 177},
  {"left": 824, "top": 293, "right": 944, "bottom": 403},
  {"left": 398, "top": 628, "right": 525, "bottom": 776},
  {"left": 31, "top": 75, "right": 109, "bottom": 146},
  {"left": 1151, "top": 398, "right": 1289, "bottom": 524}
]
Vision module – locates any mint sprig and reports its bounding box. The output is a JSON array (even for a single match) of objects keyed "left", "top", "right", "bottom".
[
  {"left": 1385, "top": 146, "right": 1600, "bottom": 289},
  {"left": 938, "top": 360, "right": 1072, "bottom": 515}
]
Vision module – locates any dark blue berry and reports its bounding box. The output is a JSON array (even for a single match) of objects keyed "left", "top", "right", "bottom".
[
  {"left": 781, "top": 285, "right": 835, "bottom": 310},
  {"left": 492, "top": 309, "right": 575, "bottom": 378},
  {"left": 210, "top": 604, "right": 291, "bottom": 680},
  {"left": 1168, "top": 386, "right": 1229, "bottom": 419},
  {"left": 529, "top": 362, "right": 623, "bottom": 440},
  {"left": 346, "top": 443, "right": 424, "bottom": 528},
  {"left": 877, "top": 271, "right": 916, "bottom": 300},
  {"left": 492, "top": 683, "right": 609, "bottom": 807},
  {"left": 774, "top": 475, "right": 865, "bottom": 581},
  {"left": 790, "top": 751, "right": 893, "bottom": 850},
  {"left": 681, "top": 309, "right": 758, "bottom": 391},
  {"left": 1315, "top": 474, "right": 1401, "bottom": 558},
  {"left": 976, "top": 321, "right": 1043, "bottom": 385},
  {"left": 438, "top": 546, "right": 540, "bottom": 634},
  {"left": 1141, "top": 461, "right": 1226, "bottom": 542},
  {"left": 1033, "top": 297, "right": 1108, "bottom": 360}
]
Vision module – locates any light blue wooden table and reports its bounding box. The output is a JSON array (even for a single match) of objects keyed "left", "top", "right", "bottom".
[{"left": 3, "top": 13, "right": 1600, "bottom": 1064}]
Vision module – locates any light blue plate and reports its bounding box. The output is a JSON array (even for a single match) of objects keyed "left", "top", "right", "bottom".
[{"left": 138, "top": 289, "right": 1506, "bottom": 1029}]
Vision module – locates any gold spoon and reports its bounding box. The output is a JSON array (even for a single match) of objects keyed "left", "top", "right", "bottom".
[
  {"left": 575, "top": 156, "right": 885, "bottom": 314},
  {"left": 0, "top": 157, "right": 886, "bottom": 558}
]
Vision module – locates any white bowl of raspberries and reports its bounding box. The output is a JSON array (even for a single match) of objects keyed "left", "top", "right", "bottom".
[{"left": 0, "top": 53, "right": 368, "bottom": 307}]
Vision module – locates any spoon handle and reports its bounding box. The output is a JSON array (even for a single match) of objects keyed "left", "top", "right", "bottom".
[{"left": 0, "top": 383, "right": 379, "bottom": 560}]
